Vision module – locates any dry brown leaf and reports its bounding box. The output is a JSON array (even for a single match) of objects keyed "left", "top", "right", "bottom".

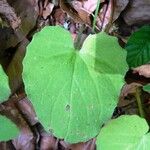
[
  {"left": 0, "top": 96, "right": 36, "bottom": 149},
  {"left": 53, "top": 8, "right": 66, "bottom": 25},
  {"left": 105, "top": 0, "right": 129, "bottom": 33},
  {"left": 60, "top": 138, "right": 96, "bottom": 150},
  {"left": 83, "top": 0, "right": 98, "bottom": 13},
  {"left": 0, "top": 0, "right": 21, "bottom": 30},
  {"left": 12, "top": 133, "right": 35, "bottom": 150},
  {"left": 97, "top": 1, "right": 111, "bottom": 30},
  {"left": 71, "top": 1, "right": 91, "bottom": 25},
  {"left": 42, "top": 3, "right": 54, "bottom": 19},
  {"left": 77, "top": 9, "right": 91, "bottom": 25},
  {"left": 60, "top": 0, "right": 91, "bottom": 26},
  {"left": 123, "top": 0, "right": 150, "bottom": 26},
  {"left": 72, "top": 0, "right": 102, "bottom": 22},
  {"left": 0, "top": 141, "right": 16, "bottom": 150},
  {"left": 120, "top": 83, "right": 142, "bottom": 99},
  {"left": 39, "top": 133, "right": 57, "bottom": 150},
  {"left": 118, "top": 83, "right": 142, "bottom": 108},
  {"left": 112, "top": 0, "right": 129, "bottom": 23},
  {"left": 0, "top": 0, "right": 38, "bottom": 51},
  {"left": 72, "top": 0, "right": 96, "bottom": 14},
  {"left": 133, "top": 64, "right": 150, "bottom": 78}
]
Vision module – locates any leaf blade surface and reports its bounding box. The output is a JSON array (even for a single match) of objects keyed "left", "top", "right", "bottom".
[{"left": 23, "top": 26, "right": 127, "bottom": 143}]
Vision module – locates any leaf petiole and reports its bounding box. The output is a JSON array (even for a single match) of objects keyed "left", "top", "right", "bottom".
[{"left": 92, "top": 0, "right": 101, "bottom": 33}]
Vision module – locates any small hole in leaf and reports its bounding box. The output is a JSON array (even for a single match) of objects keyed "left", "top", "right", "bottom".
[{"left": 66, "top": 105, "right": 70, "bottom": 111}]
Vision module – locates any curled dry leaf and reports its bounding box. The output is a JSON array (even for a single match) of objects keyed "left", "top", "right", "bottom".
[{"left": 133, "top": 64, "right": 150, "bottom": 78}]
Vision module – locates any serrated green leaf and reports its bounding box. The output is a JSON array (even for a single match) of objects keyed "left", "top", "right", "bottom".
[
  {"left": 23, "top": 26, "right": 128, "bottom": 143},
  {"left": 143, "top": 84, "right": 150, "bottom": 93},
  {"left": 0, "top": 66, "right": 19, "bottom": 140},
  {"left": 96, "top": 115, "right": 150, "bottom": 150},
  {"left": 126, "top": 25, "right": 150, "bottom": 68}
]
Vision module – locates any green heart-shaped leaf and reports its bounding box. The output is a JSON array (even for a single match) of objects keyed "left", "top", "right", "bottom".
[
  {"left": 96, "top": 115, "right": 150, "bottom": 150},
  {"left": 126, "top": 25, "right": 150, "bottom": 68},
  {"left": 23, "top": 26, "right": 127, "bottom": 143}
]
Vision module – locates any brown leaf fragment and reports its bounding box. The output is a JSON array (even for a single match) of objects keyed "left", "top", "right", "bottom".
[
  {"left": 112, "top": 0, "right": 129, "bottom": 23},
  {"left": 0, "top": 140, "right": 16, "bottom": 150},
  {"left": 123, "top": 0, "right": 150, "bottom": 26},
  {"left": 0, "top": 0, "right": 38, "bottom": 51},
  {"left": 42, "top": 3, "right": 54, "bottom": 19},
  {"left": 0, "top": 96, "right": 36, "bottom": 150},
  {"left": 73, "top": 0, "right": 105, "bottom": 14},
  {"left": 60, "top": 0, "right": 91, "bottom": 26},
  {"left": 105, "top": 0, "right": 129, "bottom": 33},
  {"left": 60, "top": 138, "right": 96, "bottom": 150},
  {"left": 119, "top": 83, "right": 142, "bottom": 108},
  {"left": 82, "top": 0, "right": 98, "bottom": 13},
  {"left": 77, "top": 9, "right": 91, "bottom": 26},
  {"left": 133, "top": 64, "right": 150, "bottom": 78},
  {"left": 0, "top": 0, "right": 21, "bottom": 30},
  {"left": 12, "top": 133, "right": 35, "bottom": 150},
  {"left": 125, "top": 69, "right": 150, "bottom": 85},
  {"left": 39, "top": 132, "right": 58, "bottom": 150},
  {"left": 44, "top": 0, "right": 49, "bottom": 8},
  {"left": 2, "top": 38, "right": 28, "bottom": 95},
  {"left": 16, "top": 97, "right": 39, "bottom": 126},
  {"left": 120, "top": 83, "right": 142, "bottom": 99},
  {"left": 0, "top": 96, "right": 28, "bottom": 130},
  {"left": 53, "top": 8, "right": 67, "bottom": 25}
]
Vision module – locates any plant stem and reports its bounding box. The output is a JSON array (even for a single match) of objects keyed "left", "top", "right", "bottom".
[
  {"left": 92, "top": 0, "right": 101, "bottom": 33},
  {"left": 134, "top": 87, "right": 145, "bottom": 118}
]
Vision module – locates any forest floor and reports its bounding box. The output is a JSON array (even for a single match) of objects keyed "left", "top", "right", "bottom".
[{"left": 0, "top": 0, "right": 150, "bottom": 149}]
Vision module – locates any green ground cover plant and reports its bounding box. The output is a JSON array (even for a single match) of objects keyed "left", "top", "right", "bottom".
[{"left": 0, "top": 25, "right": 150, "bottom": 149}]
